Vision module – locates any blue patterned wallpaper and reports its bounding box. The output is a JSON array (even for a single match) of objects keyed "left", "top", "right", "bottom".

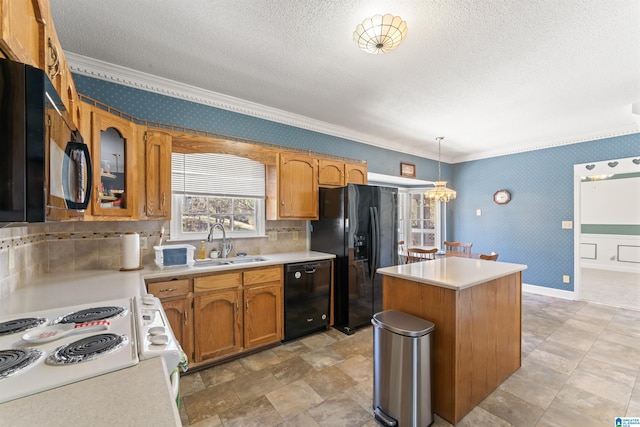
[
  {"left": 73, "top": 74, "right": 448, "bottom": 182},
  {"left": 452, "top": 134, "right": 640, "bottom": 290},
  {"left": 73, "top": 74, "right": 640, "bottom": 291}
]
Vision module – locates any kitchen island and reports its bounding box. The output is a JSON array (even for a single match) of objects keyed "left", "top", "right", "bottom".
[{"left": 377, "top": 256, "right": 527, "bottom": 425}]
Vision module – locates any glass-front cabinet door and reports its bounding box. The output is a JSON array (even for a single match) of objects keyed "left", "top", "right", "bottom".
[{"left": 91, "top": 110, "right": 136, "bottom": 217}]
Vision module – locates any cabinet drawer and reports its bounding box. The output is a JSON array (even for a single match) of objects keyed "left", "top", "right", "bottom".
[
  {"left": 194, "top": 272, "right": 242, "bottom": 293},
  {"left": 147, "top": 279, "right": 190, "bottom": 299},
  {"left": 244, "top": 267, "right": 282, "bottom": 286}
]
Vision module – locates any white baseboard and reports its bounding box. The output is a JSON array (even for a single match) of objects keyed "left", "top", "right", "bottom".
[{"left": 522, "top": 283, "right": 575, "bottom": 300}]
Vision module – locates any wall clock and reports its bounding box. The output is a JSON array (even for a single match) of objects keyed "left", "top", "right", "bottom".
[{"left": 493, "top": 189, "right": 511, "bottom": 205}]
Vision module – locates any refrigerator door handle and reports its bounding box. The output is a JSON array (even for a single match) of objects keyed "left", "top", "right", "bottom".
[
  {"left": 369, "top": 207, "right": 375, "bottom": 280},
  {"left": 370, "top": 206, "right": 380, "bottom": 281}
]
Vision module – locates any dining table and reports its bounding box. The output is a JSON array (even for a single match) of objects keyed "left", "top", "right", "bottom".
[{"left": 398, "top": 248, "right": 480, "bottom": 264}]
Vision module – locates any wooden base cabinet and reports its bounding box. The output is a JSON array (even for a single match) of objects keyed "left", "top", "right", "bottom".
[
  {"left": 243, "top": 267, "right": 283, "bottom": 349},
  {"left": 194, "top": 288, "right": 242, "bottom": 362},
  {"left": 161, "top": 297, "right": 193, "bottom": 364},
  {"left": 146, "top": 278, "right": 193, "bottom": 364},
  {"left": 191, "top": 266, "right": 284, "bottom": 365},
  {"left": 244, "top": 283, "right": 282, "bottom": 348}
]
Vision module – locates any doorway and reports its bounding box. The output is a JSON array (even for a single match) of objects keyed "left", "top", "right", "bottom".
[{"left": 573, "top": 156, "right": 640, "bottom": 310}]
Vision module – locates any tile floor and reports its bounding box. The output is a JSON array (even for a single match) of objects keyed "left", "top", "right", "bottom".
[{"left": 178, "top": 293, "right": 640, "bottom": 426}]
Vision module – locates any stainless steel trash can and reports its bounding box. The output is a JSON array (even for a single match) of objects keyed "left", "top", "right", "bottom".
[{"left": 372, "top": 310, "right": 435, "bottom": 427}]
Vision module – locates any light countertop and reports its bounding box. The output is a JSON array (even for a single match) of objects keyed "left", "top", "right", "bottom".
[
  {"left": 0, "top": 250, "right": 335, "bottom": 425},
  {"left": 0, "top": 357, "right": 181, "bottom": 427},
  {"left": 0, "top": 251, "right": 335, "bottom": 315},
  {"left": 377, "top": 257, "right": 527, "bottom": 290}
]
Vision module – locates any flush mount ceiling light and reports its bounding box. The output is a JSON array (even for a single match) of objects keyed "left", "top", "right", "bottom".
[
  {"left": 425, "top": 137, "right": 457, "bottom": 203},
  {"left": 353, "top": 14, "right": 408, "bottom": 54}
]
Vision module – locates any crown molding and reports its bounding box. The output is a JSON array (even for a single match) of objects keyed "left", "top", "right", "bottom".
[
  {"left": 65, "top": 52, "right": 442, "bottom": 161},
  {"left": 66, "top": 52, "right": 635, "bottom": 165},
  {"left": 451, "top": 127, "right": 639, "bottom": 164}
]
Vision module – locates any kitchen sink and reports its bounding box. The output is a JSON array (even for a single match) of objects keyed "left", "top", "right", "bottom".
[
  {"left": 193, "top": 259, "right": 233, "bottom": 267},
  {"left": 193, "top": 256, "right": 268, "bottom": 268},
  {"left": 228, "top": 256, "right": 268, "bottom": 264}
]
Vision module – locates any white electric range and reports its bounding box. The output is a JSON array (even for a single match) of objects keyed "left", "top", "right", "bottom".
[{"left": 0, "top": 295, "right": 182, "bottom": 404}]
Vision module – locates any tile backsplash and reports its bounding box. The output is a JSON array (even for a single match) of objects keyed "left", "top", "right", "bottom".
[{"left": 0, "top": 220, "right": 307, "bottom": 301}]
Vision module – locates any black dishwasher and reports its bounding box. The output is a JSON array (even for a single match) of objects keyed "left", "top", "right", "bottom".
[{"left": 284, "top": 260, "right": 332, "bottom": 341}]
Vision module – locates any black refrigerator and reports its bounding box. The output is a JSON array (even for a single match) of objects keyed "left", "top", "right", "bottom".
[{"left": 310, "top": 184, "right": 398, "bottom": 334}]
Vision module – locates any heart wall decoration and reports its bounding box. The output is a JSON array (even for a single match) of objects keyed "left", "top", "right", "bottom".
[
  {"left": 585, "top": 164, "right": 595, "bottom": 170},
  {"left": 633, "top": 158, "right": 640, "bottom": 165},
  {"left": 608, "top": 161, "right": 619, "bottom": 168}
]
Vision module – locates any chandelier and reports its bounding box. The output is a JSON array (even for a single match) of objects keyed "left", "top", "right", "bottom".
[
  {"left": 353, "top": 14, "right": 408, "bottom": 54},
  {"left": 425, "top": 137, "right": 457, "bottom": 202}
]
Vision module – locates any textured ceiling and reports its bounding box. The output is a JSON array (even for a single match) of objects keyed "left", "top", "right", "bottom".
[{"left": 50, "top": 0, "right": 640, "bottom": 162}]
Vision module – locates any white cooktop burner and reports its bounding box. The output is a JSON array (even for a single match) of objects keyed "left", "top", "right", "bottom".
[{"left": 0, "top": 298, "right": 138, "bottom": 404}]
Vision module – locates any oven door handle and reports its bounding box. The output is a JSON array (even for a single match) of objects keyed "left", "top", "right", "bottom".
[{"left": 170, "top": 368, "right": 180, "bottom": 404}]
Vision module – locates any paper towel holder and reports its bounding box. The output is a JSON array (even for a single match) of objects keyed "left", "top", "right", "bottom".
[{"left": 120, "top": 231, "right": 144, "bottom": 272}]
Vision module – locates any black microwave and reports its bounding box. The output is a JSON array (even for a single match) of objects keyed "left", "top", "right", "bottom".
[{"left": 0, "top": 58, "right": 92, "bottom": 223}]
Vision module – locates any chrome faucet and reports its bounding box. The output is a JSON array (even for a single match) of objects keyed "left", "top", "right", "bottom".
[{"left": 207, "top": 223, "right": 233, "bottom": 258}]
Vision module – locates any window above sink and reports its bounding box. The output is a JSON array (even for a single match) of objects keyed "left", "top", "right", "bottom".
[{"left": 170, "top": 153, "right": 266, "bottom": 241}]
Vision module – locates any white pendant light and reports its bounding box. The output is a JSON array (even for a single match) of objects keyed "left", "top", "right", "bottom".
[{"left": 425, "top": 137, "right": 457, "bottom": 202}]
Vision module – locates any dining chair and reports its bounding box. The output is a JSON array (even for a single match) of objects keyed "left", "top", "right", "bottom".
[
  {"left": 479, "top": 252, "right": 499, "bottom": 261},
  {"left": 406, "top": 247, "right": 438, "bottom": 263},
  {"left": 398, "top": 240, "right": 406, "bottom": 264},
  {"left": 444, "top": 241, "right": 473, "bottom": 254}
]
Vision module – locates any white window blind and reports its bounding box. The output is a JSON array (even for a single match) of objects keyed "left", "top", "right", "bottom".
[{"left": 172, "top": 153, "right": 265, "bottom": 198}]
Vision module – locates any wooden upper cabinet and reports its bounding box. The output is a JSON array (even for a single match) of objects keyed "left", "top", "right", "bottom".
[
  {"left": 275, "top": 152, "right": 318, "bottom": 219},
  {"left": 46, "top": 25, "right": 81, "bottom": 129},
  {"left": 89, "top": 107, "right": 137, "bottom": 218},
  {"left": 318, "top": 159, "right": 368, "bottom": 187},
  {"left": 345, "top": 162, "right": 367, "bottom": 185},
  {"left": 318, "top": 159, "right": 344, "bottom": 187},
  {"left": 0, "top": 0, "right": 46, "bottom": 68},
  {"left": 144, "top": 131, "right": 172, "bottom": 219},
  {"left": 0, "top": 0, "right": 82, "bottom": 130}
]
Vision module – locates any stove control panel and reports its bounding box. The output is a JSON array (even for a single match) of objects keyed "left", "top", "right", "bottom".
[{"left": 134, "top": 294, "right": 182, "bottom": 374}]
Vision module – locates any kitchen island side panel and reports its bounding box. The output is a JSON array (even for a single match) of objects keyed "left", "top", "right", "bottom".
[
  {"left": 382, "top": 276, "right": 458, "bottom": 422},
  {"left": 381, "top": 271, "right": 522, "bottom": 425}
]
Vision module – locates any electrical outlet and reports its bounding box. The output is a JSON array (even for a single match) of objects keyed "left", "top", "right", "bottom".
[
  {"left": 8, "top": 248, "right": 15, "bottom": 270},
  {"left": 139, "top": 236, "right": 148, "bottom": 250},
  {"left": 563, "top": 275, "right": 570, "bottom": 283},
  {"left": 292, "top": 230, "right": 298, "bottom": 240},
  {"left": 476, "top": 209, "right": 482, "bottom": 216},
  {"left": 268, "top": 231, "right": 277, "bottom": 241},
  {"left": 562, "top": 221, "right": 573, "bottom": 229}
]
